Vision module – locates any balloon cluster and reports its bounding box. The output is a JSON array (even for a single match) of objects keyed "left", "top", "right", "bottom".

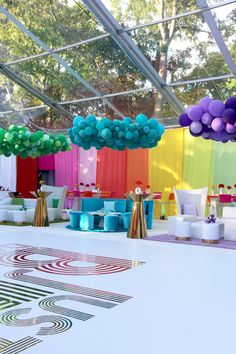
[
  {"left": 68, "top": 114, "right": 165, "bottom": 150},
  {"left": 178, "top": 96, "right": 236, "bottom": 142},
  {"left": 0, "top": 125, "right": 72, "bottom": 158}
]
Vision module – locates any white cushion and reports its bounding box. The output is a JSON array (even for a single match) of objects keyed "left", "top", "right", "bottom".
[
  {"left": 222, "top": 207, "right": 236, "bottom": 218},
  {"left": 0, "top": 210, "right": 7, "bottom": 221},
  {"left": 0, "top": 205, "right": 21, "bottom": 211},
  {"left": 12, "top": 211, "right": 26, "bottom": 223},
  {"left": 24, "top": 198, "right": 37, "bottom": 208},
  {"left": 182, "top": 203, "right": 197, "bottom": 216}
]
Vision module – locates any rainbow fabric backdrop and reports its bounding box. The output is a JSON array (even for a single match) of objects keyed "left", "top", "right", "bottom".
[{"left": 178, "top": 96, "right": 236, "bottom": 143}]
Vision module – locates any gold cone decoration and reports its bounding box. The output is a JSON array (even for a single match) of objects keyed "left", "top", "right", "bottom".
[
  {"left": 126, "top": 192, "right": 154, "bottom": 239},
  {"left": 30, "top": 191, "right": 51, "bottom": 227}
]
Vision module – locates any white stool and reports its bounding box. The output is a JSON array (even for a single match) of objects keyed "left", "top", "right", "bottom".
[
  {"left": 12, "top": 210, "right": 26, "bottom": 225},
  {"left": 175, "top": 221, "right": 191, "bottom": 241},
  {"left": 202, "top": 223, "right": 220, "bottom": 244},
  {"left": 0, "top": 210, "right": 7, "bottom": 222},
  {"left": 191, "top": 222, "right": 203, "bottom": 239}
]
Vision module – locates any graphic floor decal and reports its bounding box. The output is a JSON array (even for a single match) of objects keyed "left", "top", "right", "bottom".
[
  {"left": 0, "top": 336, "right": 42, "bottom": 353},
  {"left": 0, "top": 243, "right": 145, "bottom": 351}
]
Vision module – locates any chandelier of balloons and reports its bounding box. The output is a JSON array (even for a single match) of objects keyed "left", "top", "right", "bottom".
[{"left": 178, "top": 96, "right": 236, "bottom": 143}]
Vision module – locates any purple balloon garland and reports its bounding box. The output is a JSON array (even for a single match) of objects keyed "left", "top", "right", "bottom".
[{"left": 178, "top": 96, "right": 236, "bottom": 143}]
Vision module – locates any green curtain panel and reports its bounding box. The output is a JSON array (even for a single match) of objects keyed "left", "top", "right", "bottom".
[
  {"left": 183, "top": 129, "right": 213, "bottom": 190},
  {"left": 212, "top": 141, "right": 236, "bottom": 189}
]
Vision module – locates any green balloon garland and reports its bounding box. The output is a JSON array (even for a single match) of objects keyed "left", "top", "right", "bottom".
[{"left": 0, "top": 125, "right": 72, "bottom": 158}]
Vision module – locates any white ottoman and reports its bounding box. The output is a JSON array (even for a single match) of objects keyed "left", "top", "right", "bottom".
[
  {"left": 6, "top": 210, "right": 14, "bottom": 222},
  {"left": 26, "top": 209, "right": 35, "bottom": 223},
  {"left": 175, "top": 221, "right": 191, "bottom": 241},
  {"left": 202, "top": 223, "right": 220, "bottom": 244},
  {"left": 168, "top": 215, "right": 203, "bottom": 235},
  {"left": 12, "top": 210, "right": 26, "bottom": 225},
  {"left": 26, "top": 208, "right": 55, "bottom": 223},
  {"left": 191, "top": 221, "right": 224, "bottom": 240},
  {"left": 0, "top": 210, "right": 7, "bottom": 222},
  {"left": 47, "top": 209, "right": 55, "bottom": 222}
]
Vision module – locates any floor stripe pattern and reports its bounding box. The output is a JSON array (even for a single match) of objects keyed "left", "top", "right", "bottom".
[
  {"left": 0, "top": 280, "right": 54, "bottom": 311},
  {"left": 5, "top": 269, "right": 132, "bottom": 303},
  {"left": 0, "top": 244, "right": 144, "bottom": 276},
  {"left": 0, "top": 308, "right": 72, "bottom": 335},
  {"left": 0, "top": 336, "right": 42, "bottom": 353}
]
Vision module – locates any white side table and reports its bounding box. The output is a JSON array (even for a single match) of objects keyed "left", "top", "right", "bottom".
[
  {"left": 191, "top": 221, "right": 224, "bottom": 240},
  {"left": 202, "top": 223, "right": 220, "bottom": 244},
  {"left": 175, "top": 221, "right": 191, "bottom": 241}
]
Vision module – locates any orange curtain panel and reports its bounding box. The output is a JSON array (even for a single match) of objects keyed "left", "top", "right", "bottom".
[
  {"left": 96, "top": 148, "right": 127, "bottom": 198},
  {"left": 126, "top": 149, "right": 148, "bottom": 192}
]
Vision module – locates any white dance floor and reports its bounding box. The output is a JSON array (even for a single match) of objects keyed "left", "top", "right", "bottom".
[{"left": 0, "top": 221, "right": 235, "bottom": 354}]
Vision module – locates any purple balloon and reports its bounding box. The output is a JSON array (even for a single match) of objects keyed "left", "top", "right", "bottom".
[
  {"left": 222, "top": 108, "right": 236, "bottom": 124},
  {"left": 225, "top": 96, "right": 236, "bottom": 110},
  {"left": 210, "top": 131, "right": 225, "bottom": 141},
  {"left": 199, "top": 97, "right": 212, "bottom": 112},
  {"left": 211, "top": 117, "right": 225, "bottom": 132},
  {"left": 189, "top": 128, "right": 202, "bottom": 137},
  {"left": 190, "top": 121, "right": 203, "bottom": 134},
  {"left": 226, "top": 123, "right": 236, "bottom": 133},
  {"left": 209, "top": 100, "right": 225, "bottom": 117},
  {"left": 201, "top": 112, "right": 213, "bottom": 125},
  {"left": 178, "top": 113, "right": 191, "bottom": 127},
  {"left": 202, "top": 125, "right": 212, "bottom": 133},
  {"left": 202, "top": 133, "right": 210, "bottom": 139},
  {"left": 187, "top": 105, "right": 203, "bottom": 121}
]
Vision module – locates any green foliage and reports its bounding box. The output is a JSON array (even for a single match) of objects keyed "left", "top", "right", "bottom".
[
  {"left": 0, "top": 0, "right": 235, "bottom": 126},
  {"left": 0, "top": 124, "right": 71, "bottom": 158}
]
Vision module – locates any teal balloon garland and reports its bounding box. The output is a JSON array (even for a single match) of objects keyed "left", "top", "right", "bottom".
[
  {"left": 0, "top": 125, "right": 72, "bottom": 158},
  {"left": 68, "top": 114, "right": 165, "bottom": 150}
]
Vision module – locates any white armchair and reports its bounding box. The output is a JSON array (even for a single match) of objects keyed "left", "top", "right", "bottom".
[
  {"left": 222, "top": 207, "right": 236, "bottom": 241},
  {"left": 0, "top": 185, "right": 68, "bottom": 222},
  {"left": 174, "top": 186, "right": 208, "bottom": 217},
  {"left": 41, "top": 184, "right": 68, "bottom": 220},
  {"left": 168, "top": 187, "right": 208, "bottom": 235}
]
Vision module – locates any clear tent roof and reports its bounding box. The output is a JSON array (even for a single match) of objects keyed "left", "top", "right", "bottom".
[{"left": 0, "top": 0, "right": 235, "bottom": 131}]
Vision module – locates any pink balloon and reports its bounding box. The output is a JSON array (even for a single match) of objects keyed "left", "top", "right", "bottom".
[
  {"left": 211, "top": 118, "right": 225, "bottom": 132},
  {"left": 226, "top": 123, "right": 236, "bottom": 133}
]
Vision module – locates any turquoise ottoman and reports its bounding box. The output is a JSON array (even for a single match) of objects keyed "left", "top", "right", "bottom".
[
  {"left": 104, "top": 214, "right": 119, "bottom": 231},
  {"left": 122, "top": 213, "right": 131, "bottom": 230},
  {"left": 70, "top": 211, "right": 82, "bottom": 228},
  {"left": 80, "top": 213, "right": 94, "bottom": 231}
]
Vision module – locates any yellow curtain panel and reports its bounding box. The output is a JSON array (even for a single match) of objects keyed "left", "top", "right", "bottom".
[
  {"left": 149, "top": 128, "right": 184, "bottom": 217},
  {"left": 182, "top": 129, "right": 213, "bottom": 190}
]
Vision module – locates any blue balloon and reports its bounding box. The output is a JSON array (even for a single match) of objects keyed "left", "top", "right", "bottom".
[
  {"left": 85, "top": 127, "right": 93, "bottom": 136},
  {"left": 101, "top": 128, "right": 112, "bottom": 140},
  {"left": 69, "top": 114, "right": 165, "bottom": 150},
  {"left": 136, "top": 113, "right": 148, "bottom": 127}
]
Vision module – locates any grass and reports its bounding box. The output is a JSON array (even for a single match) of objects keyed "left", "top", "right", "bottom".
[{"left": 0, "top": 219, "right": 69, "bottom": 227}]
